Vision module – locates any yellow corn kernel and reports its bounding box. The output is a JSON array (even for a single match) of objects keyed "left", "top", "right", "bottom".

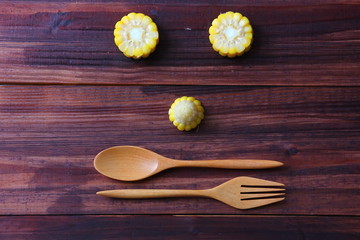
[
  {"left": 209, "top": 11, "right": 253, "bottom": 58},
  {"left": 114, "top": 12, "right": 159, "bottom": 59},
  {"left": 168, "top": 96, "right": 204, "bottom": 131}
]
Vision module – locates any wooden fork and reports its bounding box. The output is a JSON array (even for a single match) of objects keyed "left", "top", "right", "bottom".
[{"left": 97, "top": 177, "right": 285, "bottom": 209}]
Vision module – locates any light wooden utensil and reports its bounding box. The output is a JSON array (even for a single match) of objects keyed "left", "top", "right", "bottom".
[
  {"left": 97, "top": 176, "right": 285, "bottom": 209},
  {"left": 94, "top": 146, "right": 284, "bottom": 181}
]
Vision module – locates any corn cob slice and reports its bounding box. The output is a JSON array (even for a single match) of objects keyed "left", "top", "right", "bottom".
[
  {"left": 209, "top": 11, "right": 253, "bottom": 58},
  {"left": 168, "top": 96, "right": 204, "bottom": 131},
  {"left": 114, "top": 12, "right": 159, "bottom": 59}
]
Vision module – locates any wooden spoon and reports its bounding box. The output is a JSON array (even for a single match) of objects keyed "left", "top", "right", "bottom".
[{"left": 94, "top": 146, "right": 283, "bottom": 181}]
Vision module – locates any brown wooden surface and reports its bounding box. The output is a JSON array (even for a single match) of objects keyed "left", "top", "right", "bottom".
[
  {"left": 1, "top": 0, "right": 360, "bottom": 239},
  {"left": 1, "top": 85, "right": 360, "bottom": 215},
  {"left": 1, "top": 215, "right": 359, "bottom": 240},
  {"left": 0, "top": 1, "right": 360, "bottom": 86}
]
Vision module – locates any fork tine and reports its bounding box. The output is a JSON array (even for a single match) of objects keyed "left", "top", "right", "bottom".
[
  {"left": 239, "top": 176, "right": 284, "bottom": 186},
  {"left": 241, "top": 192, "right": 285, "bottom": 200},
  {"left": 241, "top": 197, "right": 285, "bottom": 209},
  {"left": 241, "top": 187, "right": 285, "bottom": 193}
]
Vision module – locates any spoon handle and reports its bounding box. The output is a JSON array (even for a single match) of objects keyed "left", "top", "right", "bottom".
[
  {"left": 97, "top": 189, "right": 209, "bottom": 199},
  {"left": 172, "top": 159, "right": 283, "bottom": 169}
]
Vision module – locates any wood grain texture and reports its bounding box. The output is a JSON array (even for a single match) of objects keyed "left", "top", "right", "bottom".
[
  {"left": 1, "top": 85, "right": 359, "bottom": 215},
  {"left": 1, "top": 1, "right": 360, "bottom": 237},
  {"left": 0, "top": 0, "right": 359, "bottom": 85},
  {"left": 0, "top": 215, "right": 359, "bottom": 240}
]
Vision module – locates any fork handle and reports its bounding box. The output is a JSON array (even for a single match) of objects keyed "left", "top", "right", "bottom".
[
  {"left": 173, "top": 159, "right": 283, "bottom": 169},
  {"left": 97, "top": 189, "right": 209, "bottom": 199}
]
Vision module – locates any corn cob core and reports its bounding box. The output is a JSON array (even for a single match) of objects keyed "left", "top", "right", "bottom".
[
  {"left": 168, "top": 96, "right": 204, "bottom": 131},
  {"left": 209, "top": 11, "right": 253, "bottom": 58},
  {"left": 114, "top": 12, "right": 159, "bottom": 59}
]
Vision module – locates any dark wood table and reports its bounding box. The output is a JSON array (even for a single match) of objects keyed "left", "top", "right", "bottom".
[{"left": 1, "top": 1, "right": 359, "bottom": 239}]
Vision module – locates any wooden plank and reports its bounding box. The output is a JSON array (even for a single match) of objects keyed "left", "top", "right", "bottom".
[
  {"left": 0, "top": 85, "right": 359, "bottom": 215},
  {"left": 0, "top": 215, "right": 359, "bottom": 240},
  {"left": 0, "top": 1, "right": 359, "bottom": 85}
]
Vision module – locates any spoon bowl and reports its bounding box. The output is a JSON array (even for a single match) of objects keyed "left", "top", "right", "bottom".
[
  {"left": 94, "top": 146, "right": 164, "bottom": 181},
  {"left": 94, "top": 146, "right": 283, "bottom": 181}
]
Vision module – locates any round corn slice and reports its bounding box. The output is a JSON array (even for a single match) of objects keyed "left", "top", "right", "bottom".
[
  {"left": 114, "top": 12, "right": 159, "bottom": 59},
  {"left": 168, "top": 96, "right": 204, "bottom": 131},
  {"left": 209, "top": 11, "right": 253, "bottom": 58}
]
